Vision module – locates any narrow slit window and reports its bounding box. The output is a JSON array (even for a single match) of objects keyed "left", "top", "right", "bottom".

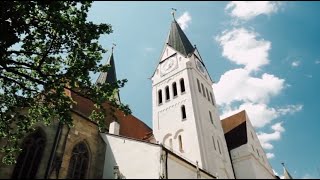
[
  {"left": 217, "top": 140, "right": 222, "bottom": 154},
  {"left": 165, "top": 86, "right": 170, "bottom": 100},
  {"left": 169, "top": 138, "right": 173, "bottom": 150},
  {"left": 197, "top": 79, "right": 201, "bottom": 93},
  {"left": 180, "top": 78, "right": 185, "bottom": 93},
  {"left": 178, "top": 135, "right": 183, "bottom": 152},
  {"left": 158, "top": 90, "right": 162, "bottom": 105},
  {"left": 181, "top": 105, "right": 186, "bottom": 120},
  {"left": 206, "top": 88, "right": 210, "bottom": 101},
  {"left": 212, "top": 136, "right": 216, "bottom": 151},
  {"left": 210, "top": 92, "right": 215, "bottom": 105},
  {"left": 209, "top": 111, "right": 214, "bottom": 124},
  {"left": 201, "top": 84, "right": 206, "bottom": 97},
  {"left": 172, "top": 82, "right": 177, "bottom": 97}
]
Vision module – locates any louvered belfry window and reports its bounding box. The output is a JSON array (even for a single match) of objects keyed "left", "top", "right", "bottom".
[{"left": 67, "top": 142, "right": 89, "bottom": 179}]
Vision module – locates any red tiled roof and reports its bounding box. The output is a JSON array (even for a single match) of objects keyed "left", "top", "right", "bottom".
[{"left": 65, "top": 89, "right": 153, "bottom": 141}]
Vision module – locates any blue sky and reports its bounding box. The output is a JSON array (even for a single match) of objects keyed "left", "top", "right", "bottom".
[{"left": 88, "top": 2, "right": 320, "bottom": 178}]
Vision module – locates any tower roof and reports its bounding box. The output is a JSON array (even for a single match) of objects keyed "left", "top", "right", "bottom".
[
  {"left": 96, "top": 51, "right": 117, "bottom": 85},
  {"left": 166, "top": 20, "right": 195, "bottom": 57}
]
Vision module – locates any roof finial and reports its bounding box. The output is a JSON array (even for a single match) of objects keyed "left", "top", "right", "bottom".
[
  {"left": 171, "top": 8, "right": 177, "bottom": 20},
  {"left": 281, "top": 162, "right": 285, "bottom": 167},
  {"left": 112, "top": 43, "right": 116, "bottom": 53}
]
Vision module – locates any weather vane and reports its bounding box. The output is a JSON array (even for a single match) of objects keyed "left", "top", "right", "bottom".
[
  {"left": 112, "top": 43, "right": 116, "bottom": 52},
  {"left": 171, "top": 8, "right": 177, "bottom": 20}
]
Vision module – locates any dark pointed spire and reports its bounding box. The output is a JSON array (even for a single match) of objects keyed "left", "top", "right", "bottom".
[
  {"left": 166, "top": 15, "right": 195, "bottom": 57},
  {"left": 282, "top": 163, "right": 293, "bottom": 179},
  {"left": 96, "top": 45, "right": 117, "bottom": 85}
]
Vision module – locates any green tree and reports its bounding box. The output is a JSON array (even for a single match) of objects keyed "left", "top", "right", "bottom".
[{"left": 0, "top": 1, "right": 130, "bottom": 165}]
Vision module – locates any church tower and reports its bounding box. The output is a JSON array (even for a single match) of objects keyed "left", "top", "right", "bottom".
[
  {"left": 151, "top": 15, "right": 234, "bottom": 179},
  {"left": 96, "top": 46, "right": 121, "bottom": 105}
]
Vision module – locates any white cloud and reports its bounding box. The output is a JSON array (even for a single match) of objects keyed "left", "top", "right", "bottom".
[
  {"left": 220, "top": 103, "right": 302, "bottom": 129},
  {"left": 291, "top": 61, "right": 300, "bottom": 67},
  {"left": 278, "top": 104, "right": 303, "bottom": 116},
  {"left": 267, "top": 153, "right": 275, "bottom": 159},
  {"left": 226, "top": 1, "right": 282, "bottom": 21},
  {"left": 258, "top": 130, "right": 281, "bottom": 150},
  {"left": 177, "top": 12, "right": 191, "bottom": 30},
  {"left": 213, "top": 68, "right": 285, "bottom": 105},
  {"left": 315, "top": 60, "right": 320, "bottom": 64},
  {"left": 271, "top": 122, "right": 285, "bottom": 132},
  {"left": 216, "top": 28, "right": 271, "bottom": 71},
  {"left": 221, "top": 102, "right": 278, "bottom": 128}
]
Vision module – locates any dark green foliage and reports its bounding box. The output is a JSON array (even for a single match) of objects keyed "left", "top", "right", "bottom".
[{"left": 0, "top": 1, "right": 131, "bottom": 165}]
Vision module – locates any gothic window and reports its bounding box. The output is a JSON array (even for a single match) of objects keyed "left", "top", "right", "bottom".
[
  {"left": 67, "top": 142, "right": 89, "bottom": 179},
  {"left": 210, "top": 92, "right": 215, "bottom": 105},
  {"left": 197, "top": 79, "right": 201, "bottom": 93},
  {"left": 180, "top": 78, "right": 185, "bottom": 93},
  {"left": 158, "top": 90, "right": 163, "bottom": 105},
  {"left": 212, "top": 136, "right": 216, "bottom": 151},
  {"left": 201, "top": 83, "right": 206, "bottom": 97},
  {"left": 165, "top": 86, "right": 170, "bottom": 101},
  {"left": 12, "top": 129, "right": 46, "bottom": 179},
  {"left": 251, "top": 131, "right": 254, "bottom": 140},
  {"left": 178, "top": 135, "right": 183, "bottom": 152},
  {"left": 181, "top": 105, "right": 186, "bottom": 120},
  {"left": 206, "top": 88, "right": 210, "bottom": 101},
  {"left": 172, "top": 82, "right": 177, "bottom": 97},
  {"left": 209, "top": 111, "right": 214, "bottom": 125}
]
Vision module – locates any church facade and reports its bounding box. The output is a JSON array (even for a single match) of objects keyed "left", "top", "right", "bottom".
[{"left": 0, "top": 17, "right": 289, "bottom": 179}]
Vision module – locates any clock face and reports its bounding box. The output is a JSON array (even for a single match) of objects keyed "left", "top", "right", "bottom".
[{"left": 160, "top": 56, "right": 177, "bottom": 76}]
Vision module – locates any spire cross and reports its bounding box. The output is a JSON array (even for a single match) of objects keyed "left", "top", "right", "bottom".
[{"left": 171, "top": 8, "right": 177, "bottom": 20}]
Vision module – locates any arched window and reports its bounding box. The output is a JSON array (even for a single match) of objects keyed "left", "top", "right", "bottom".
[
  {"left": 158, "top": 90, "right": 163, "bottom": 105},
  {"left": 67, "top": 142, "right": 89, "bottom": 179},
  {"left": 181, "top": 105, "right": 186, "bottom": 120},
  {"left": 197, "top": 79, "right": 201, "bottom": 93},
  {"left": 165, "top": 86, "right": 170, "bottom": 101},
  {"left": 178, "top": 135, "right": 183, "bottom": 152},
  {"left": 201, "top": 83, "right": 206, "bottom": 97},
  {"left": 180, "top": 78, "right": 185, "bottom": 93},
  {"left": 172, "top": 82, "right": 177, "bottom": 97},
  {"left": 12, "top": 129, "right": 46, "bottom": 179}
]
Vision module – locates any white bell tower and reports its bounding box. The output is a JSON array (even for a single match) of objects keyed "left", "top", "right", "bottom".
[{"left": 151, "top": 14, "right": 235, "bottom": 179}]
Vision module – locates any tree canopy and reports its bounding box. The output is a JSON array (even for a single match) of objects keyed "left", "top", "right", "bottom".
[{"left": 0, "top": 1, "right": 131, "bottom": 165}]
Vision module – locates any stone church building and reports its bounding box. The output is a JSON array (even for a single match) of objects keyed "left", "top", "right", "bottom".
[{"left": 0, "top": 17, "right": 292, "bottom": 179}]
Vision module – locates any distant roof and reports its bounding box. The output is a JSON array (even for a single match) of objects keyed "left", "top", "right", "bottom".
[
  {"left": 166, "top": 20, "right": 195, "bottom": 57},
  {"left": 221, "top": 110, "right": 248, "bottom": 150},
  {"left": 67, "top": 89, "right": 153, "bottom": 142}
]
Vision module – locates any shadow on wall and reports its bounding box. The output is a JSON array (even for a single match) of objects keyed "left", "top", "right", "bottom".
[{"left": 102, "top": 134, "right": 122, "bottom": 179}]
